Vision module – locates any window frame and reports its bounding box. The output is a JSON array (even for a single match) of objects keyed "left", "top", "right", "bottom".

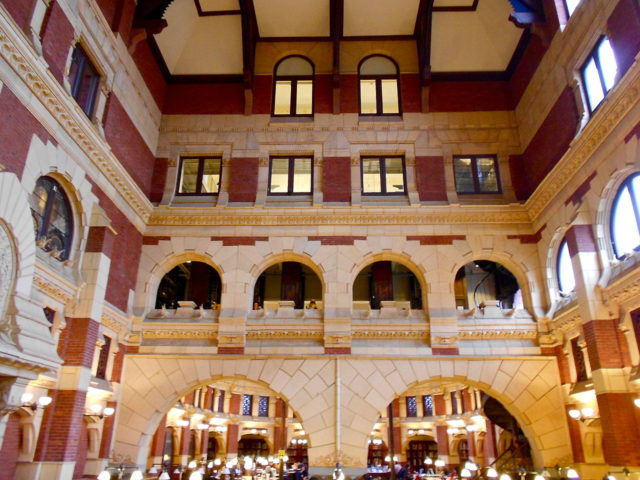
[
  {"left": 610, "top": 173, "right": 640, "bottom": 259},
  {"left": 272, "top": 55, "right": 315, "bottom": 118},
  {"left": 30, "top": 176, "right": 74, "bottom": 261},
  {"left": 176, "top": 156, "right": 223, "bottom": 196},
  {"left": 267, "top": 156, "right": 314, "bottom": 196},
  {"left": 452, "top": 154, "right": 502, "bottom": 195},
  {"left": 360, "top": 156, "right": 407, "bottom": 196},
  {"left": 556, "top": 238, "right": 576, "bottom": 295},
  {"left": 358, "top": 54, "right": 402, "bottom": 117},
  {"left": 68, "top": 44, "right": 101, "bottom": 118},
  {"left": 562, "top": 0, "right": 581, "bottom": 19},
  {"left": 580, "top": 36, "right": 617, "bottom": 115}
]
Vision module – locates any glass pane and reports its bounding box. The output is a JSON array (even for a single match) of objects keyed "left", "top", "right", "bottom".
[
  {"left": 274, "top": 81, "right": 292, "bottom": 115},
  {"left": 406, "top": 396, "right": 417, "bottom": 417},
  {"left": 295, "top": 80, "right": 313, "bottom": 115},
  {"left": 583, "top": 58, "right": 605, "bottom": 111},
  {"left": 612, "top": 186, "right": 640, "bottom": 257},
  {"left": 276, "top": 56, "right": 313, "bottom": 76},
  {"left": 384, "top": 157, "right": 405, "bottom": 193},
  {"left": 270, "top": 158, "right": 290, "bottom": 193},
  {"left": 453, "top": 157, "right": 475, "bottom": 193},
  {"left": 558, "top": 240, "right": 576, "bottom": 293},
  {"left": 598, "top": 38, "right": 617, "bottom": 91},
  {"left": 362, "top": 158, "right": 381, "bottom": 193},
  {"left": 565, "top": 0, "right": 580, "bottom": 16},
  {"left": 476, "top": 157, "right": 499, "bottom": 192},
  {"left": 242, "top": 395, "right": 252, "bottom": 416},
  {"left": 381, "top": 79, "right": 399, "bottom": 114},
  {"left": 30, "top": 181, "right": 49, "bottom": 217},
  {"left": 293, "top": 158, "right": 312, "bottom": 193},
  {"left": 360, "top": 79, "right": 377, "bottom": 114},
  {"left": 201, "top": 158, "right": 221, "bottom": 193},
  {"left": 179, "top": 159, "right": 199, "bottom": 193},
  {"left": 360, "top": 56, "right": 397, "bottom": 75}
]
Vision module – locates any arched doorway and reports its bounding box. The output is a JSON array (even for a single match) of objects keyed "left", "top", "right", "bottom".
[
  {"left": 406, "top": 437, "right": 437, "bottom": 470},
  {"left": 353, "top": 261, "right": 422, "bottom": 309},
  {"left": 155, "top": 261, "right": 221, "bottom": 309},
  {"left": 286, "top": 438, "right": 309, "bottom": 465},
  {"left": 253, "top": 262, "right": 322, "bottom": 310},
  {"left": 454, "top": 260, "right": 521, "bottom": 310},
  {"left": 207, "top": 434, "right": 219, "bottom": 459},
  {"left": 367, "top": 438, "right": 388, "bottom": 469},
  {"left": 238, "top": 435, "right": 269, "bottom": 457}
]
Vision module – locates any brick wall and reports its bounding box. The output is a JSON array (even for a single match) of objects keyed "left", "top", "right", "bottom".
[
  {"left": 340, "top": 75, "right": 358, "bottom": 113},
  {"left": 509, "top": 34, "right": 547, "bottom": 105},
  {"left": 72, "top": 420, "right": 88, "bottom": 479},
  {"left": 228, "top": 158, "right": 259, "bottom": 203},
  {"left": 95, "top": 0, "right": 135, "bottom": 44},
  {"left": 607, "top": 0, "right": 640, "bottom": 78},
  {"left": 40, "top": 1, "right": 74, "bottom": 84},
  {"left": 510, "top": 87, "right": 580, "bottom": 200},
  {"left": 102, "top": 94, "right": 155, "bottom": 197},
  {"left": 430, "top": 80, "right": 512, "bottom": 112},
  {"left": 583, "top": 319, "right": 628, "bottom": 370},
  {"left": 164, "top": 83, "right": 245, "bottom": 115},
  {"left": 58, "top": 317, "right": 100, "bottom": 367},
  {"left": 597, "top": 392, "right": 640, "bottom": 465},
  {"left": 252, "top": 75, "right": 272, "bottom": 114},
  {"left": 0, "top": 412, "right": 20, "bottom": 480},
  {"left": 322, "top": 157, "right": 351, "bottom": 202},
  {"left": 400, "top": 74, "right": 421, "bottom": 113},
  {"left": 0, "top": 88, "right": 57, "bottom": 177},
  {"left": 415, "top": 156, "right": 447, "bottom": 202},
  {"left": 150, "top": 158, "right": 169, "bottom": 203},
  {"left": 0, "top": 0, "right": 37, "bottom": 32},
  {"left": 315, "top": 74, "right": 333, "bottom": 114},
  {"left": 131, "top": 39, "right": 167, "bottom": 109}
]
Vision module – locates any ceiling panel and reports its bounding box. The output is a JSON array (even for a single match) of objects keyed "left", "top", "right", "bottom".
[
  {"left": 431, "top": 0, "right": 522, "bottom": 72},
  {"left": 343, "top": 0, "right": 421, "bottom": 37},
  {"left": 253, "top": 0, "right": 330, "bottom": 37},
  {"left": 198, "top": 0, "right": 240, "bottom": 12},
  {"left": 433, "top": 0, "right": 476, "bottom": 7}
]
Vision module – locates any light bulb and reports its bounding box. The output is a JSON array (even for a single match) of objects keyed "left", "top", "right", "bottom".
[
  {"left": 424, "top": 458, "right": 433, "bottom": 465},
  {"left": 103, "top": 407, "right": 115, "bottom": 416},
  {"left": 567, "top": 468, "right": 580, "bottom": 479},
  {"left": 21, "top": 393, "right": 34, "bottom": 404},
  {"left": 499, "top": 474, "right": 512, "bottom": 480},
  {"left": 461, "top": 468, "right": 472, "bottom": 478},
  {"left": 38, "top": 396, "right": 52, "bottom": 407},
  {"left": 90, "top": 404, "right": 103, "bottom": 414},
  {"left": 486, "top": 468, "right": 498, "bottom": 478},
  {"left": 97, "top": 470, "right": 111, "bottom": 480},
  {"left": 568, "top": 409, "right": 581, "bottom": 419}
]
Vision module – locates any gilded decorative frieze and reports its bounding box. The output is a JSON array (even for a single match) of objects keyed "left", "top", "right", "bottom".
[
  {"left": 458, "top": 330, "right": 537, "bottom": 340},
  {"left": 143, "top": 328, "right": 217, "bottom": 339},
  {"left": 33, "top": 272, "right": 75, "bottom": 305},
  {"left": 601, "top": 267, "right": 640, "bottom": 308}
]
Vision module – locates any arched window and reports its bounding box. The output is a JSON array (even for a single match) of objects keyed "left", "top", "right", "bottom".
[
  {"left": 611, "top": 173, "right": 640, "bottom": 259},
  {"left": 29, "top": 176, "right": 73, "bottom": 261},
  {"left": 272, "top": 56, "right": 314, "bottom": 117},
  {"left": 359, "top": 55, "right": 400, "bottom": 116},
  {"left": 557, "top": 239, "right": 576, "bottom": 295}
]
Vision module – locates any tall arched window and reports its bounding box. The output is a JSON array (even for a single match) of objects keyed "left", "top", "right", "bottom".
[
  {"left": 611, "top": 173, "right": 640, "bottom": 259},
  {"left": 557, "top": 239, "right": 576, "bottom": 295},
  {"left": 272, "top": 56, "right": 314, "bottom": 117},
  {"left": 359, "top": 55, "right": 400, "bottom": 116},
  {"left": 29, "top": 176, "right": 73, "bottom": 261}
]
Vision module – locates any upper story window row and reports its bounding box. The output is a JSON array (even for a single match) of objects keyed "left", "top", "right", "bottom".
[{"left": 272, "top": 54, "right": 400, "bottom": 118}]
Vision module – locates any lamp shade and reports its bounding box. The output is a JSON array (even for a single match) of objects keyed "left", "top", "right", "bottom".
[
  {"left": 461, "top": 468, "right": 472, "bottom": 478},
  {"left": 189, "top": 472, "right": 203, "bottom": 480},
  {"left": 159, "top": 473, "right": 171, "bottom": 480},
  {"left": 424, "top": 458, "right": 433, "bottom": 465},
  {"left": 567, "top": 469, "right": 580, "bottom": 479},
  {"left": 486, "top": 468, "right": 498, "bottom": 478},
  {"left": 188, "top": 460, "right": 197, "bottom": 469},
  {"left": 97, "top": 471, "right": 111, "bottom": 480},
  {"left": 499, "top": 474, "right": 512, "bottom": 480},
  {"left": 130, "top": 470, "right": 143, "bottom": 480}
]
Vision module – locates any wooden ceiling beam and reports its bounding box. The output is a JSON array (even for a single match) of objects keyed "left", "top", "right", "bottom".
[
  {"left": 415, "top": 0, "right": 435, "bottom": 87},
  {"left": 238, "top": 0, "right": 258, "bottom": 88}
]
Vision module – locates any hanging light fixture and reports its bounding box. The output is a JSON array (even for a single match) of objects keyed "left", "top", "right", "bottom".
[
  {"left": 486, "top": 468, "right": 498, "bottom": 478},
  {"left": 97, "top": 470, "right": 111, "bottom": 480},
  {"left": 566, "top": 468, "right": 580, "bottom": 479},
  {"left": 130, "top": 470, "right": 143, "bottom": 480}
]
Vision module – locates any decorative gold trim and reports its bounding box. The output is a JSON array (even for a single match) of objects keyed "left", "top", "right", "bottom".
[{"left": 458, "top": 330, "right": 537, "bottom": 340}]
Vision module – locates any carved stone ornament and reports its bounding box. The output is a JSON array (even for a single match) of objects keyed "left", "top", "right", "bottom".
[
  {"left": 458, "top": 330, "right": 537, "bottom": 340},
  {"left": 433, "top": 336, "right": 458, "bottom": 345},
  {"left": 314, "top": 450, "right": 365, "bottom": 468},
  {"left": 538, "top": 333, "right": 559, "bottom": 345},
  {"left": 0, "top": 223, "right": 18, "bottom": 345}
]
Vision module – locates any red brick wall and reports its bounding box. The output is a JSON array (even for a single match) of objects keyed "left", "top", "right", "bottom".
[
  {"left": 99, "top": 401, "right": 118, "bottom": 458},
  {"left": 340, "top": 74, "right": 359, "bottom": 113},
  {"left": 322, "top": 157, "right": 351, "bottom": 202},
  {"left": 511, "top": 87, "right": 579, "bottom": 200},
  {"left": 541, "top": 345, "right": 571, "bottom": 384},
  {"left": 228, "top": 157, "right": 259, "bottom": 203},
  {"left": 95, "top": 0, "right": 135, "bottom": 44},
  {"left": 608, "top": 0, "right": 640, "bottom": 78},
  {"left": 565, "top": 405, "right": 585, "bottom": 463},
  {"left": 111, "top": 343, "right": 125, "bottom": 382},
  {"left": 131, "top": 39, "right": 167, "bottom": 109},
  {"left": 436, "top": 425, "right": 449, "bottom": 456},
  {"left": 102, "top": 94, "right": 155, "bottom": 197},
  {"left": 58, "top": 317, "right": 100, "bottom": 367},
  {"left": 150, "top": 158, "right": 169, "bottom": 203},
  {"left": 72, "top": 420, "right": 88, "bottom": 479},
  {"left": 429, "top": 80, "right": 512, "bottom": 112},
  {"left": 34, "top": 389, "right": 86, "bottom": 462},
  {"left": 597, "top": 392, "right": 640, "bottom": 465},
  {"left": 415, "top": 156, "right": 447, "bottom": 202},
  {"left": 40, "top": 1, "right": 74, "bottom": 84},
  {"left": 400, "top": 74, "right": 421, "bottom": 113},
  {"left": 433, "top": 394, "right": 445, "bottom": 416},
  {"left": 0, "top": 412, "right": 20, "bottom": 480},
  {"left": 315, "top": 74, "right": 333, "bottom": 114},
  {"left": 85, "top": 226, "right": 115, "bottom": 255},
  {"left": 95, "top": 0, "right": 118, "bottom": 29},
  {"left": 0, "top": 88, "right": 56, "bottom": 177},
  {"left": 90, "top": 184, "right": 143, "bottom": 312},
  {"left": 565, "top": 224, "right": 596, "bottom": 257},
  {"left": 226, "top": 424, "right": 239, "bottom": 454},
  {"left": 0, "top": 0, "right": 37, "bottom": 32},
  {"left": 509, "top": 34, "right": 547, "bottom": 105},
  {"left": 583, "top": 319, "right": 628, "bottom": 370},
  {"left": 252, "top": 75, "right": 272, "bottom": 114},
  {"left": 164, "top": 83, "right": 245, "bottom": 114}
]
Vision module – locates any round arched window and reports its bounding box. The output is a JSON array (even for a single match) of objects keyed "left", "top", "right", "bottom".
[
  {"left": 557, "top": 239, "right": 575, "bottom": 295},
  {"left": 358, "top": 55, "right": 400, "bottom": 115},
  {"left": 610, "top": 173, "right": 640, "bottom": 259},
  {"left": 272, "top": 55, "right": 314, "bottom": 117},
  {"left": 29, "top": 176, "right": 73, "bottom": 261}
]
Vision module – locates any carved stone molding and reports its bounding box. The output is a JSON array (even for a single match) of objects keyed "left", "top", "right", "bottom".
[
  {"left": 32, "top": 270, "right": 75, "bottom": 305},
  {"left": 601, "top": 268, "right": 640, "bottom": 308},
  {"left": 247, "top": 329, "right": 323, "bottom": 339},
  {"left": 458, "top": 329, "right": 537, "bottom": 340},
  {"left": 143, "top": 327, "right": 217, "bottom": 339},
  {"left": 352, "top": 329, "right": 427, "bottom": 339},
  {"left": 101, "top": 307, "right": 129, "bottom": 336},
  {"left": 433, "top": 336, "right": 458, "bottom": 345},
  {"left": 314, "top": 450, "right": 365, "bottom": 468}
]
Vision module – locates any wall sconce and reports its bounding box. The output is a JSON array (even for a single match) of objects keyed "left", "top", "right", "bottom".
[
  {"left": 130, "top": 470, "right": 143, "bottom": 480},
  {"left": 486, "top": 468, "right": 498, "bottom": 478},
  {"left": 159, "top": 472, "right": 170, "bottom": 480},
  {"left": 84, "top": 404, "right": 114, "bottom": 420},
  {"left": 568, "top": 407, "right": 598, "bottom": 423},
  {"left": 178, "top": 418, "right": 190, "bottom": 428},
  {"left": 434, "top": 460, "right": 445, "bottom": 468},
  {"left": 97, "top": 471, "right": 110, "bottom": 480},
  {"left": 634, "top": 398, "right": 640, "bottom": 408},
  {"left": 197, "top": 422, "right": 209, "bottom": 430},
  {"left": 20, "top": 393, "right": 52, "bottom": 411}
]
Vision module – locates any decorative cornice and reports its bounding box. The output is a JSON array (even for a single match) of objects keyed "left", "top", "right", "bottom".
[
  {"left": 548, "top": 306, "right": 581, "bottom": 335},
  {"left": 0, "top": 8, "right": 152, "bottom": 226},
  {"left": 33, "top": 268, "right": 75, "bottom": 305},
  {"left": 526, "top": 61, "right": 640, "bottom": 220},
  {"left": 148, "top": 208, "right": 530, "bottom": 227},
  {"left": 458, "top": 329, "right": 537, "bottom": 340},
  {"left": 601, "top": 266, "right": 640, "bottom": 308},
  {"left": 101, "top": 306, "right": 129, "bottom": 336},
  {"left": 143, "top": 327, "right": 218, "bottom": 339}
]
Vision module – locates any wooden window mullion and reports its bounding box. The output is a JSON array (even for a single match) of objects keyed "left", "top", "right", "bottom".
[
  {"left": 196, "top": 158, "right": 205, "bottom": 194},
  {"left": 380, "top": 158, "right": 387, "bottom": 194},
  {"left": 626, "top": 181, "right": 640, "bottom": 237},
  {"left": 593, "top": 48, "right": 608, "bottom": 96},
  {"left": 376, "top": 79, "right": 383, "bottom": 115},
  {"left": 290, "top": 80, "right": 297, "bottom": 116},
  {"left": 288, "top": 157, "right": 295, "bottom": 193}
]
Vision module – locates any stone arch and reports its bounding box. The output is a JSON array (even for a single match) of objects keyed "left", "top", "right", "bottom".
[
  {"left": 138, "top": 251, "right": 225, "bottom": 313},
  {"left": 450, "top": 250, "right": 539, "bottom": 318},
  {"left": 349, "top": 251, "right": 428, "bottom": 309},
  {"left": 248, "top": 252, "right": 327, "bottom": 310},
  {"left": 545, "top": 224, "right": 574, "bottom": 306},
  {"left": 115, "top": 357, "right": 336, "bottom": 467}
]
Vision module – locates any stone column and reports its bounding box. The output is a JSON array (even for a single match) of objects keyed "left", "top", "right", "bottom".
[
  {"left": 178, "top": 425, "right": 192, "bottom": 466},
  {"left": 565, "top": 224, "right": 640, "bottom": 466},
  {"left": 433, "top": 395, "right": 450, "bottom": 466},
  {"left": 148, "top": 415, "right": 168, "bottom": 469},
  {"left": 30, "top": 225, "right": 114, "bottom": 480}
]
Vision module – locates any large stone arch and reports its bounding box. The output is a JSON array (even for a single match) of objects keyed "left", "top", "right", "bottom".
[{"left": 115, "top": 356, "right": 570, "bottom": 471}]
